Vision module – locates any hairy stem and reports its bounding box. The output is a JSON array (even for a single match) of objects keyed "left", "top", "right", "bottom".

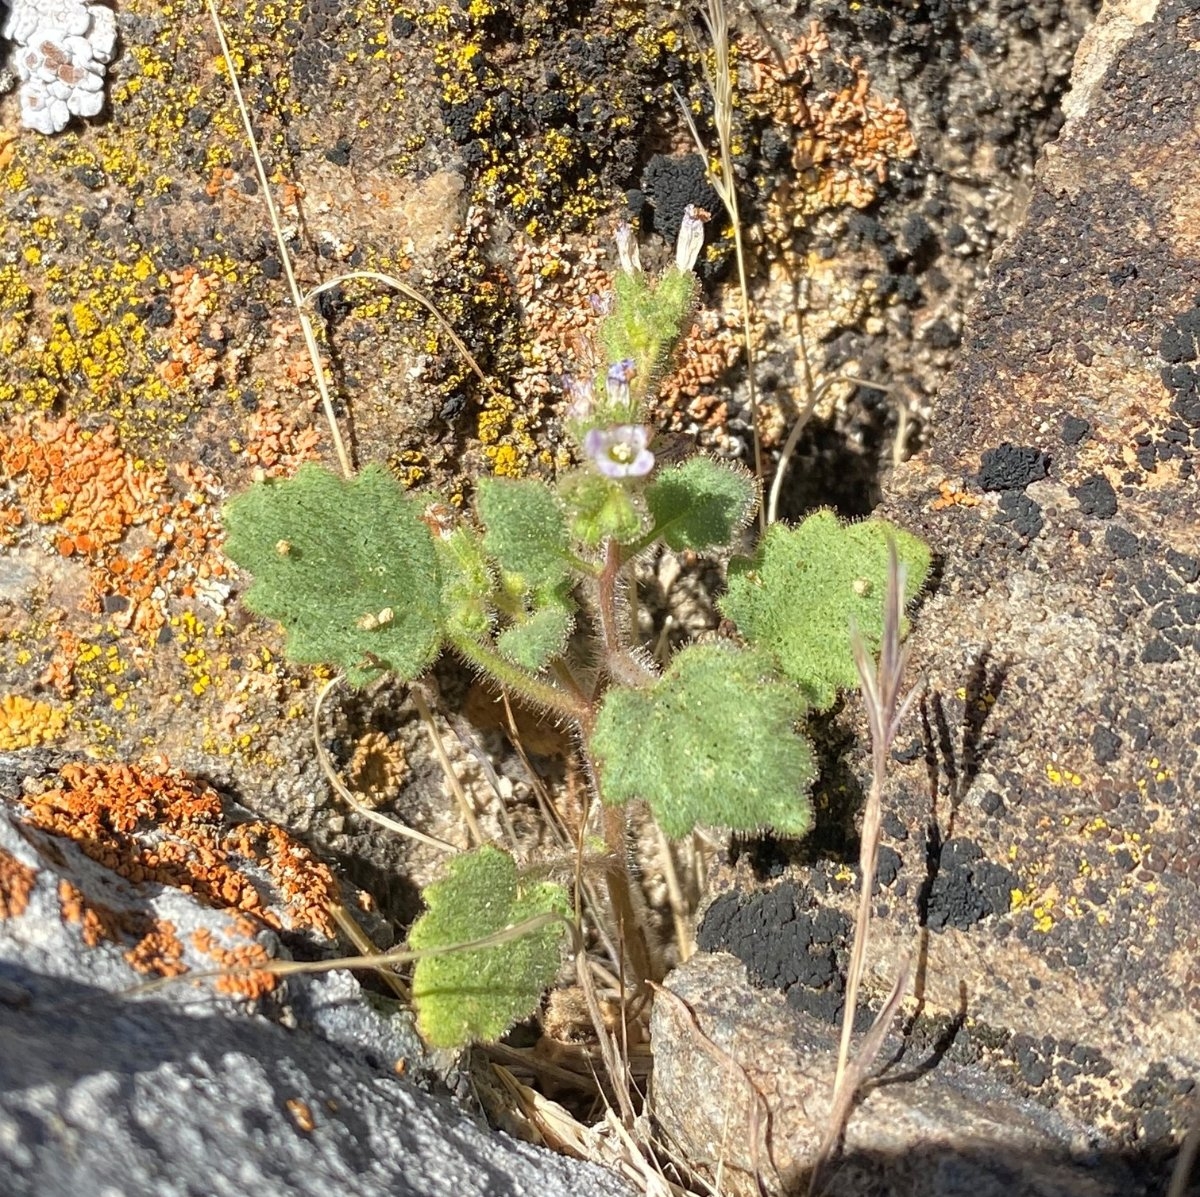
[
  {"left": 600, "top": 804, "right": 660, "bottom": 985},
  {"left": 597, "top": 539, "right": 654, "bottom": 688},
  {"left": 449, "top": 632, "right": 588, "bottom": 725}
]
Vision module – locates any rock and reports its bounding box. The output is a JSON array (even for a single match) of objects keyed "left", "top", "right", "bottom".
[
  {"left": 864, "top": 0, "right": 1200, "bottom": 1137},
  {"left": 652, "top": 0, "right": 1200, "bottom": 1189},
  {"left": 0, "top": 773, "right": 634, "bottom": 1197},
  {"left": 651, "top": 953, "right": 1137, "bottom": 1197}
]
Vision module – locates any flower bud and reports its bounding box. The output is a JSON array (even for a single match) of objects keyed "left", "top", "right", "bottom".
[
  {"left": 675, "top": 204, "right": 706, "bottom": 273},
  {"left": 615, "top": 222, "right": 642, "bottom": 275},
  {"left": 605, "top": 359, "right": 637, "bottom": 409}
]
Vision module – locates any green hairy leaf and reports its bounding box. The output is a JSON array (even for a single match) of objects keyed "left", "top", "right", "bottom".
[
  {"left": 497, "top": 596, "right": 575, "bottom": 671},
  {"left": 646, "top": 457, "right": 758, "bottom": 551},
  {"left": 477, "top": 478, "right": 571, "bottom": 591},
  {"left": 409, "top": 846, "right": 571, "bottom": 1049},
  {"left": 222, "top": 464, "right": 443, "bottom": 686},
  {"left": 591, "top": 643, "right": 815, "bottom": 838},
  {"left": 720, "top": 511, "right": 931, "bottom": 710}
]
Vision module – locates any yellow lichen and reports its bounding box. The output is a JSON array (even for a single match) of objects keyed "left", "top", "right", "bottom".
[{"left": 0, "top": 695, "right": 68, "bottom": 749}]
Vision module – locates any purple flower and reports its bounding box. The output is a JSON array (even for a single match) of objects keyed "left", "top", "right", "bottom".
[
  {"left": 605, "top": 359, "right": 637, "bottom": 408},
  {"left": 584, "top": 425, "right": 655, "bottom": 478}
]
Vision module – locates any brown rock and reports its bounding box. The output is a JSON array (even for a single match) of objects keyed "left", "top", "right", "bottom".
[
  {"left": 654, "top": 0, "right": 1200, "bottom": 1188},
  {"left": 651, "top": 953, "right": 1136, "bottom": 1197}
]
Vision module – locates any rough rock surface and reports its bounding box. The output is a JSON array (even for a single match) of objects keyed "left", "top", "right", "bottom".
[
  {"left": 0, "top": 0, "right": 1131, "bottom": 1192},
  {"left": 652, "top": 953, "right": 1138, "bottom": 1197},
  {"left": 0, "top": 773, "right": 634, "bottom": 1197},
  {"left": 651, "top": 0, "right": 1200, "bottom": 1191}
]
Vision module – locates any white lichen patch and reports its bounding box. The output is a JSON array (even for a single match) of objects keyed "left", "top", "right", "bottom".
[{"left": 2, "top": 0, "right": 117, "bottom": 133}]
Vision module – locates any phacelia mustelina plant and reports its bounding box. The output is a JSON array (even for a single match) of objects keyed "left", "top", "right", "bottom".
[{"left": 222, "top": 208, "right": 931, "bottom": 1049}]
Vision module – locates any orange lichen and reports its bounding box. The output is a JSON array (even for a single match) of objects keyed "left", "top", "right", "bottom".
[
  {"left": 285, "top": 1098, "right": 317, "bottom": 1133},
  {"left": 0, "top": 416, "right": 232, "bottom": 635},
  {"left": 124, "top": 919, "right": 188, "bottom": 977},
  {"left": 58, "top": 879, "right": 131, "bottom": 947},
  {"left": 0, "top": 694, "right": 68, "bottom": 749},
  {"left": 158, "top": 267, "right": 227, "bottom": 391},
  {"left": 745, "top": 21, "right": 917, "bottom": 227},
  {"left": 656, "top": 304, "right": 746, "bottom": 441},
  {"left": 0, "top": 847, "right": 36, "bottom": 919},
  {"left": 239, "top": 399, "right": 323, "bottom": 475},
  {"left": 0, "top": 502, "right": 22, "bottom": 546},
  {"left": 21, "top": 761, "right": 340, "bottom": 939},
  {"left": 192, "top": 925, "right": 278, "bottom": 999},
  {"left": 223, "top": 820, "right": 340, "bottom": 937},
  {"left": 931, "top": 479, "right": 981, "bottom": 511},
  {"left": 0, "top": 416, "right": 165, "bottom": 554}
]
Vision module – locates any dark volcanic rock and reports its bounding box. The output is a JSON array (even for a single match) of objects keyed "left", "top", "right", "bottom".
[
  {"left": 653, "top": 3, "right": 1200, "bottom": 1192},
  {"left": 861, "top": 0, "right": 1200, "bottom": 1167}
]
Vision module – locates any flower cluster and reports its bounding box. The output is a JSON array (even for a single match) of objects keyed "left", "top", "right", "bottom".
[{"left": 561, "top": 209, "right": 708, "bottom": 485}]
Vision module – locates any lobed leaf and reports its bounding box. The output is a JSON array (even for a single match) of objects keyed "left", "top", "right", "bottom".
[
  {"left": 477, "top": 478, "right": 572, "bottom": 591},
  {"left": 222, "top": 464, "right": 443, "bottom": 686},
  {"left": 497, "top": 596, "right": 576, "bottom": 672},
  {"left": 719, "top": 511, "right": 931, "bottom": 710},
  {"left": 409, "top": 845, "right": 571, "bottom": 1049},
  {"left": 591, "top": 642, "right": 815, "bottom": 839},
  {"left": 646, "top": 456, "right": 758, "bottom": 552}
]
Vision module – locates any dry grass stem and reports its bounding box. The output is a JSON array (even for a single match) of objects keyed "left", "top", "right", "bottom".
[
  {"left": 807, "top": 952, "right": 912, "bottom": 1196},
  {"left": 412, "top": 686, "right": 485, "bottom": 846},
  {"left": 806, "top": 541, "right": 921, "bottom": 1191},
  {"left": 210, "top": 7, "right": 490, "bottom": 482},
  {"left": 767, "top": 374, "right": 892, "bottom": 525},
  {"left": 677, "top": 0, "right": 765, "bottom": 528},
  {"left": 206, "top": 0, "right": 353, "bottom": 479},
  {"left": 835, "top": 542, "right": 919, "bottom": 1087},
  {"left": 127, "top": 910, "right": 579, "bottom": 1004},
  {"left": 305, "top": 274, "right": 489, "bottom": 387},
  {"left": 654, "top": 823, "right": 694, "bottom": 963},
  {"left": 328, "top": 899, "right": 409, "bottom": 1001}
]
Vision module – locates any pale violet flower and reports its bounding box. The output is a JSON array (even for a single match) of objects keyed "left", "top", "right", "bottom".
[
  {"left": 676, "top": 204, "right": 706, "bottom": 273},
  {"left": 584, "top": 425, "right": 655, "bottom": 479},
  {"left": 604, "top": 359, "right": 636, "bottom": 408}
]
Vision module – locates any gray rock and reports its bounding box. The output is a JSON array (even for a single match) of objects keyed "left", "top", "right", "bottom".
[{"left": 0, "top": 796, "right": 633, "bottom": 1197}]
